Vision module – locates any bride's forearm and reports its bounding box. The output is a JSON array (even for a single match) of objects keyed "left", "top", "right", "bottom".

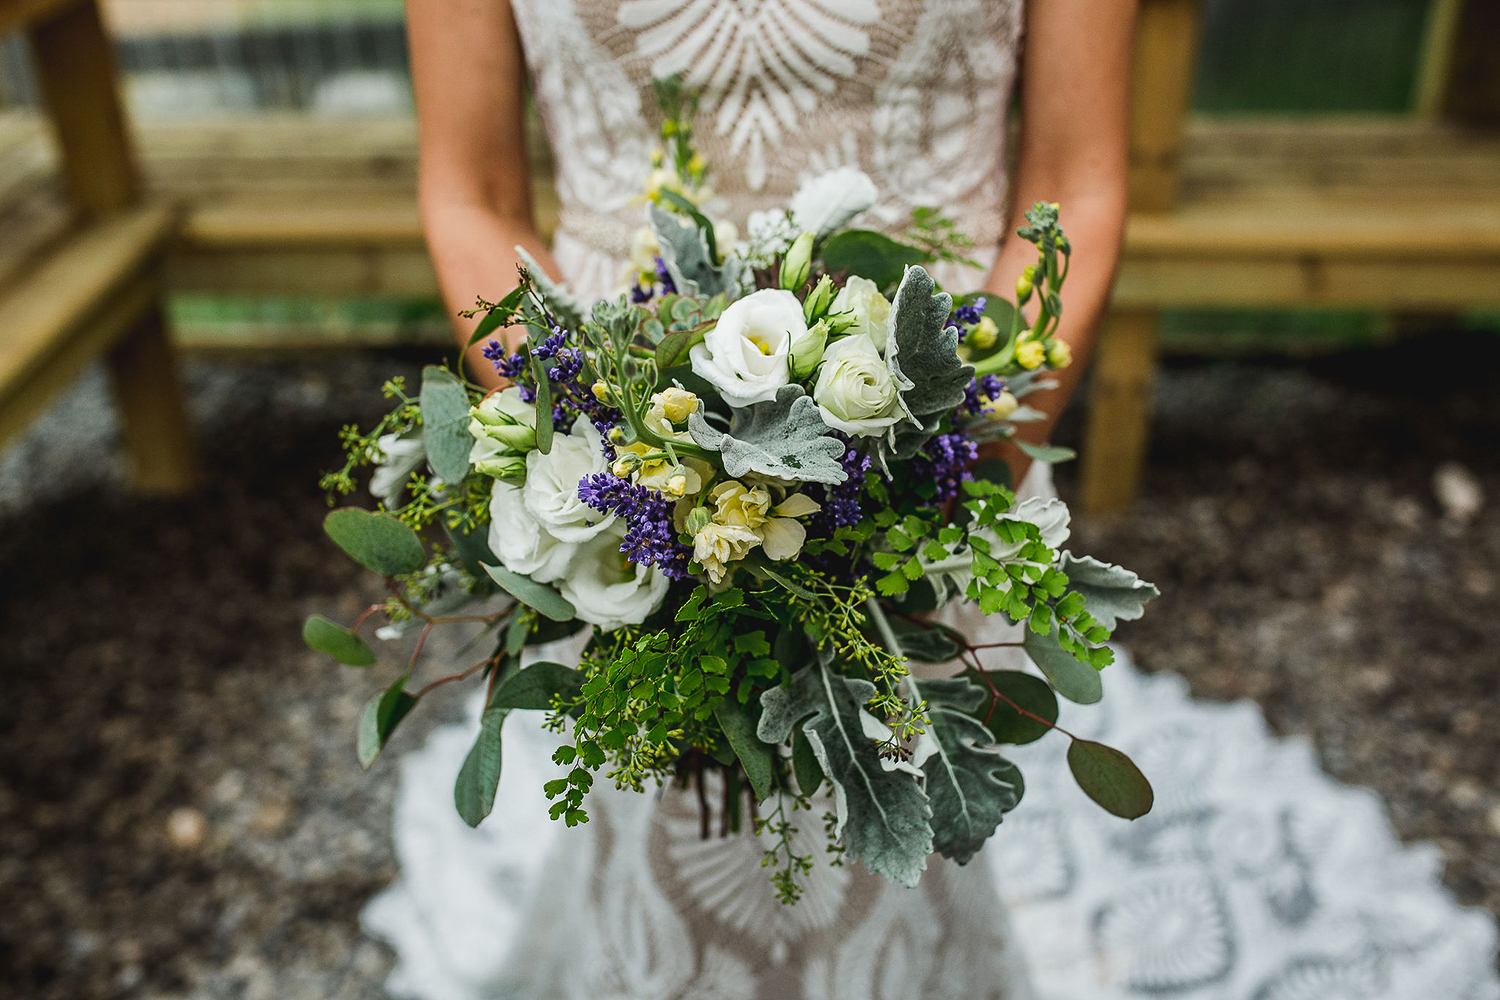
[{"left": 424, "top": 198, "right": 558, "bottom": 390}]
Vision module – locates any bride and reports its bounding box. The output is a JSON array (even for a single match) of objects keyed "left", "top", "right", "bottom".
[{"left": 361, "top": 1, "right": 1499, "bottom": 999}]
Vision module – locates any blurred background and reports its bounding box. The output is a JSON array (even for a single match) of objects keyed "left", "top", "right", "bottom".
[{"left": 0, "top": 0, "right": 1497, "bottom": 996}]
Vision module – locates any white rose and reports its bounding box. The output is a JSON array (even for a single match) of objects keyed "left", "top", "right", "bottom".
[
  {"left": 813, "top": 334, "right": 907, "bottom": 437},
  {"left": 523, "top": 414, "right": 615, "bottom": 543},
  {"left": 689, "top": 289, "right": 802, "bottom": 407},
  {"left": 790, "top": 167, "right": 878, "bottom": 237},
  {"left": 558, "top": 525, "right": 670, "bottom": 631},
  {"left": 487, "top": 481, "right": 576, "bottom": 584},
  {"left": 830, "top": 276, "right": 893, "bottom": 353}
]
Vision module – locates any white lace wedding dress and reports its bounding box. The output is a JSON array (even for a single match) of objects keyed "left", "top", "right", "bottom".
[{"left": 364, "top": 1, "right": 1500, "bottom": 997}]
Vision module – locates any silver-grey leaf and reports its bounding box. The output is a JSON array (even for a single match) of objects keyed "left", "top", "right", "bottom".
[
  {"left": 883, "top": 265, "right": 974, "bottom": 460},
  {"left": 758, "top": 652, "right": 933, "bottom": 887},
  {"left": 1059, "top": 552, "right": 1160, "bottom": 630},
  {"left": 687, "top": 385, "right": 848, "bottom": 484},
  {"left": 910, "top": 676, "right": 1023, "bottom": 864},
  {"left": 649, "top": 203, "right": 740, "bottom": 299},
  {"left": 516, "top": 246, "right": 590, "bottom": 332}
]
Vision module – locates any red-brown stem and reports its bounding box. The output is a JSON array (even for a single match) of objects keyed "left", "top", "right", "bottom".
[
  {"left": 408, "top": 622, "right": 433, "bottom": 674},
  {"left": 968, "top": 641, "right": 1024, "bottom": 650},
  {"left": 351, "top": 604, "right": 384, "bottom": 634},
  {"left": 965, "top": 650, "right": 1079, "bottom": 741},
  {"left": 414, "top": 654, "right": 497, "bottom": 698}
]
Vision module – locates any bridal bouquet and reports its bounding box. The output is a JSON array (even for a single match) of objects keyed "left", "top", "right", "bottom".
[{"left": 309, "top": 81, "right": 1157, "bottom": 901}]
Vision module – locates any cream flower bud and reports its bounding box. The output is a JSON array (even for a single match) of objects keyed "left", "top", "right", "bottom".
[
  {"left": 685, "top": 506, "right": 713, "bottom": 535},
  {"left": 829, "top": 276, "right": 893, "bottom": 353},
  {"left": 987, "top": 390, "right": 1019, "bottom": 419},
  {"left": 1047, "top": 340, "right": 1073, "bottom": 369},
  {"left": 803, "top": 274, "right": 835, "bottom": 323},
  {"left": 789, "top": 318, "right": 830, "bottom": 379},
  {"left": 655, "top": 386, "right": 699, "bottom": 424},
  {"left": 1016, "top": 264, "right": 1035, "bottom": 303},
  {"left": 473, "top": 453, "right": 528, "bottom": 482},
  {"left": 1016, "top": 341, "right": 1046, "bottom": 370},
  {"left": 781, "top": 230, "right": 815, "bottom": 291},
  {"left": 969, "top": 315, "right": 999, "bottom": 350},
  {"left": 592, "top": 380, "right": 612, "bottom": 403}
]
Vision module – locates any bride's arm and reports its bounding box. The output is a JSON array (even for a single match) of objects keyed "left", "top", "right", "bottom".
[
  {"left": 407, "top": 0, "right": 558, "bottom": 389},
  {"left": 983, "top": 0, "right": 1137, "bottom": 484}
]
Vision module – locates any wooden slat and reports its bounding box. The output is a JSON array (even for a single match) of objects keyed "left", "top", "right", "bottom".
[
  {"left": 25, "top": 0, "right": 139, "bottom": 216},
  {"left": 1128, "top": 0, "right": 1201, "bottom": 212},
  {"left": 0, "top": 0, "right": 77, "bottom": 37},
  {"left": 1414, "top": 0, "right": 1466, "bottom": 117},
  {"left": 0, "top": 202, "right": 176, "bottom": 403},
  {"left": 105, "top": 297, "right": 196, "bottom": 493},
  {"left": 1080, "top": 310, "right": 1158, "bottom": 516}
]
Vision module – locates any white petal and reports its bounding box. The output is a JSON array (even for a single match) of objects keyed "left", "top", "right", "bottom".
[
  {"left": 773, "top": 493, "right": 821, "bottom": 518},
  {"left": 759, "top": 517, "right": 806, "bottom": 562}
]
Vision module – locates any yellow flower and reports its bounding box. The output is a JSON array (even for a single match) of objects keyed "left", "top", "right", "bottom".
[
  {"left": 654, "top": 387, "right": 699, "bottom": 424},
  {"left": 710, "top": 481, "right": 772, "bottom": 529},
  {"left": 758, "top": 493, "right": 821, "bottom": 562},
  {"left": 692, "top": 522, "right": 760, "bottom": 584},
  {"left": 986, "top": 390, "right": 1019, "bottom": 420},
  {"left": 969, "top": 315, "right": 999, "bottom": 350},
  {"left": 1016, "top": 340, "right": 1046, "bottom": 370},
  {"left": 1047, "top": 340, "right": 1073, "bottom": 369}
]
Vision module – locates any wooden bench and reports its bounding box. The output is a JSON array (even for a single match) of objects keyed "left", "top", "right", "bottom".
[{"left": 0, "top": 0, "right": 194, "bottom": 493}]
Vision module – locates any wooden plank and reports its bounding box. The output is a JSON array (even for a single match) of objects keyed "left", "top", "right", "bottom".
[
  {"left": 106, "top": 296, "right": 197, "bottom": 494},
  {"left": 25, "top": 0, "right": 139, "bottom": 216},
  {"left": 1414, "top": 0, "right": 1466, "bottom": 117},
  {"left": 1114, "top": 256, "right": 1500, "bottom": 309},
  {"left": 1128, "top": 0, "right": 1201, "bottom": 212},
  {"left": 0, "top": 202, "right": 176, "bottom": 399},
  {"left": 1080, "top": 309, "right": 1158, "bottom": 516},
  {"left": 1441, "top": 0, "right": 1500, "bottom": 124},
  {"left": 0, "top": 0, "right": 77, "bottom": 36}
]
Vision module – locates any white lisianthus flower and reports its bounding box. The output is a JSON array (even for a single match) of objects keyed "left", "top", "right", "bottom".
[
  {"left": 559, "top": 525, "right": 670, "bottom": 631},
  {"left": 469, "top": 387, "right": 537, "bottom": 476},
  {"left": 830, "top": 276, "right": 893, "bottom": 353},
  {"left": 758, "top": 493, "right": 821, "bottom": 562},
  {"left": 370, "top": 433, "right": 426, "bottom": 504},
  {"left": 487, "top": 481, "right": 576, "bottom": 584},
  {"left": 789, "top": 167, "right": 878, "bottom": 237},
  {"left": 689, "top": 289, "right": 802, "bottom": 407},
  {"left": 523, "top": 414, "right": 615, "bottom": 543},
  {"left": 813, "top": 333, "right": 907, "bottom": 437}
]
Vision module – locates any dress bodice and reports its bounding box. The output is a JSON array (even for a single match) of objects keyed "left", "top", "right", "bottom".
[{"left": 510, "top": 0, "right": 1023, "bottom": 295}]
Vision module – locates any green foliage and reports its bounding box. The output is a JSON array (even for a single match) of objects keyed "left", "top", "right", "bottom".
[
  {"left": 516, "top": 246, "right": 588, "bottom": 332},
  {"left": 713, "top": 699, "right": 774, "bottom": 800},
  {"left": 489, "top": 661, "right": 584, "bottom": 710},
  {"left": 318, "top": 377, "right": 422, "bottom": 501},
  {"left": 1022, "top": 627, "right": 1103, "bottom": 705},
  {"left": 687, "top": 385, "right": 848, "bottom": 484},
  {"left": 882, "top": 616, "right": 967, "bottom": 663},
  {"left": 970, "top": 670, "right": 1058, "bottom": 746},
  {"left": 303, "top": 615, "right": 376, "bottom": 667},
  {"left": 758, "top": 652, "right": 934, "bottom": 887},
  {"left": 791, "top": 724, "right": 824, "bottom": 796},
  {"left": 324, "top": 508, "right": 427, "bottom": 577},
  {"left": 418, "top": 366, "right": 475, "bottom": 484},
  {"left": 357, "top": 676, "right": 418, "bottom": 769},
  {"left": 483, "top": 565, "right": 576, "bottom": 622},
  {"left": 1014, "top": 440, "right": 1077, "bottom": 464},
  {"left": 455, "top": 699, "right": 508, "bottom": 827},
  {"left": 650, "top": 203, "right": 740, "bottom": 298},
  {"left": 818, "top": 230, "right": 929, "bottom": 293},
  {"left": 1067, "top": 739, "right": 1154, "bottom": 820},
  {"left": 903, "top": 206, "right": 985, "bottom": 269},
  {"left": 911, "top": 676, "right": 1024, "bottom": 865}
]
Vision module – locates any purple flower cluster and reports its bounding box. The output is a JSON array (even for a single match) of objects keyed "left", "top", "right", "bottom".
[
  {"left": 576, "top": 473, "right": 692, "bottom": 579},
  {"left": 629, "top": 255, "right": 679, "bottom": 304},
  {"left": 962, "top": 375, "right": 1006, "bottom": 415},
  {"left": 950, "top": 297, "right": 986, "bottom": 341},
  {"left": 486, "top": 323, "right": 619, "bottom": 438},
  {"left": 912, "top": 431, "right": 979, "bottom": 503},
  {"left": 812, "top": 443, "right": 877, "bottom": 534}
]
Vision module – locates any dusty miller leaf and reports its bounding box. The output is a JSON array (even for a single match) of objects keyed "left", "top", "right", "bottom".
[
  {"left": 649, "top": 203, "right": 740, "bottom": 298},
  {"left": 687, "top": 385, "right": 848, "bottom": 484},
  {"left": 758, "top": 651, "right": 933, "bottom": 886},
  {"left": 883, "top": 265, "right": 974, "bottom": 459},
  {"left": 911, "top": 676, "right": 1024, "bottom": 865},
  {"left": 1059, "top": 552, "right": 1160, "bottom": 630}
]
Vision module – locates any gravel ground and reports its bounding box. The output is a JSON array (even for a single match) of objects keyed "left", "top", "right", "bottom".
[{"left": 1, "top": 335, "right": 1497, "bottom": 998}]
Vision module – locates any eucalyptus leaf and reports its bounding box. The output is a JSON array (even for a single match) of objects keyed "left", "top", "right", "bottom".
[
  {"left": 1067, "top": 739, "right": 1154, "bottom": 819},
  {"left": 968, "top": 669, "right": 1058, "bottom": 745},
  {"left": 1014, "top": 440, "right": 1076, "bottom": 464},
  {"left": 885, "top": 616, "right": 967, "bottom": 663},
  {"left": 454, "top": 702, "right": 508, "bottom": 827},
  {"left": 910, "top": 676, "right": 1024, "bottom": 864},
  {"left": 687, "top": 385, "right": 848, "bottom": 484},
  {"left": 303, "top": 615, "right": 376, "bottom": 666},
  {"left": 884, "top": 266, "right": 974, "bottom": 460},
  {"left": 1059, "top": 552, "right": 1160, "bottom": 630},
  {"left": 650, "top": 202, "right": 740, "bottom": 298},
  {"left": 819, "top": 230, "right": 929, "bottom": 292},
  {"left": 445, "top": 521, "right": 499, "bottom": 583},
  {"left": 713, "top": 699, "right": 773, "bottom": 800},
  {"left": 489, "top": 660, "right": 583, "bottom": 710},
  {"left": 357, "top": 677, "right": 418, "bottom": 769},
  {"left": 1022, "top": 626, "right": 1103, "bottom": 705},
  {"left": 324, "top": 508, "right": 426, "bottom": 577},
  {"left": 758, "top": 653, "right": 933, "bottom": 887},
  {"left": 464, "top": 285, "right": 525, "bottom": 349},
  {"left": 420, "top": 366, "right": 474, "bottom": 483},
  {"left": 482, "top": 564, "right": 576, "bottom": 621},
  {"left": 530, "top": 351, "right": 554, "bottom": 455}
]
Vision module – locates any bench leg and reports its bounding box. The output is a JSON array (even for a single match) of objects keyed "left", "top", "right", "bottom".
[
  {"left": 1080, "top": 308, "right": 1159, "bottom": 515},
  {"left": 106, "top": 302, "right": 197, "bottom": 495}
]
